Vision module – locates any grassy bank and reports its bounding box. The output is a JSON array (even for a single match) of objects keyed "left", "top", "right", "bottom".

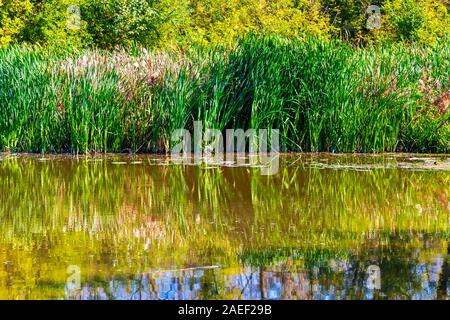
[{"left": 0, "top": 36, "right": 449, "bottom": 153}]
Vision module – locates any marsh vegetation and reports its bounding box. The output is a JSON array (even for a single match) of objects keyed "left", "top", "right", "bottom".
[{"left": 0, "top": 36, "right": 449, "bottom": 154}]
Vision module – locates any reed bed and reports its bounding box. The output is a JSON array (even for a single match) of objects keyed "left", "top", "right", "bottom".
[{"left": 0, "top": 36, "right": 448, "bottom": 153}]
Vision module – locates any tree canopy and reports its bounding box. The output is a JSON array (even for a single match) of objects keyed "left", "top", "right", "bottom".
[{"left": 1, "top": 0, "right": 449, "bottom": 48}]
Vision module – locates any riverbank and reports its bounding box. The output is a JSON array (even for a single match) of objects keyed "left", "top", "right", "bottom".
[{"left": 1, "top": 36, "right": 449, "bottom": 154}]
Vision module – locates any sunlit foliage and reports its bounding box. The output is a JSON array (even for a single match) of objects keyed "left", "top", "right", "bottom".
[
  {"left": 0, "top": 0, "right": 33, "bottom": 46},
  {"left": 1, "top": 36, "right": 448, "bottom": 153},
  {"left": 1, "top": 0, "right": 449, "bottom": 48}
]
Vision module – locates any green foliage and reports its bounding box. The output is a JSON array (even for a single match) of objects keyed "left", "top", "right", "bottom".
[
  {"left": 383, "top": 0, "right": 450, "bottom": 44},
  {"left": 16, "top": 0, "right": 165, "bottom": 48},
  {"left": 83, "top": 0, "right": 163, "bottom": 49},
  {"left": 322, "top": 0, "right": 375, "bottom": 43},
  {"left": 152, "top": 0, "right": 331, "bottom": 48},
  {"left": 0, "top": 36, "right": 448, "bottom": 153},
  {"left": 3, "top": 0, "right": 449, "bottom": 48},
  {"left": 25, "top": 0, "right": 91, "bottom": 48},
  {"left": 0, "top": 0, "right": 33, "bottom": 46},
  {"left": 173, "top": 0, "right": 331, "bottom": 46}
]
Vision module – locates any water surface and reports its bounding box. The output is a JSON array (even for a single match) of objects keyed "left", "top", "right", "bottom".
[{"left": 0, "top": 153, "right": 448, "bottom": 299}]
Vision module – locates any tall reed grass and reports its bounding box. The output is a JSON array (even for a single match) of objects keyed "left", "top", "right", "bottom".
[{"left": 0, "top": 36, "right": 448, "bottom": 153}]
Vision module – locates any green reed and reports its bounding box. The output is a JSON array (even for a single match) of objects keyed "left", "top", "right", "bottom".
[{"left": 0, "top": 36, "right": 448, "bottom": 153}]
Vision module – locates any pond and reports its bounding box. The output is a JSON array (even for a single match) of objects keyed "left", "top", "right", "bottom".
[{"left": 0, "top": 153, "right": 448, "bottom": 300}]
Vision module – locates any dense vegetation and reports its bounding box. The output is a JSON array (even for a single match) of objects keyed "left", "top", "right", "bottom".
[
  {"left": 1, "top": 0, "right": 450, "bottom": 48},
  {"left": 0, "top": 1, "right": 449, "bottom": 153},
  {"left": 0, "top": 36, "right": 448, "bottom": 153}
]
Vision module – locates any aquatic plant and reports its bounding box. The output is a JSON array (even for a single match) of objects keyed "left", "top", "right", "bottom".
[{"left": 0, "top": 36, "right": 449, "bottom": 153}]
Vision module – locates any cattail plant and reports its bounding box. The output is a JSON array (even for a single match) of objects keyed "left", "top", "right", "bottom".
[{"left": 0, "top": 36, "right": 448, "bottom": 154}]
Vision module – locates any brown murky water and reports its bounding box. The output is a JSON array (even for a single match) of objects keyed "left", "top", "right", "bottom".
[{"left": 0, "top": 153, "right": 448, "bottom": 300}]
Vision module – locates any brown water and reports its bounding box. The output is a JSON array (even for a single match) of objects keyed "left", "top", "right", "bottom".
[{"left": 0, "top": 153, "right": 448, "bottom": 300}]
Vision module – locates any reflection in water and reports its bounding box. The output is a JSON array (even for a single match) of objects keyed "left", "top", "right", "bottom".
[
  {"left": 0, "top": 153, "right": 448, "bottom": 300},
  {"left": 72, "top": 256, "right": 448, "bottom": 300}
]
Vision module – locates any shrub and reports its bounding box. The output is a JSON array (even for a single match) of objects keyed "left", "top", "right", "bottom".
[{"left": 0, "top": 0, "right": 33, "bottom": 46}]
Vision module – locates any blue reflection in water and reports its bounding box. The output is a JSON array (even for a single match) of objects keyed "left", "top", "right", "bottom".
[{"left": 69, "top": 254, "right": 448, "bottom": 300}]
